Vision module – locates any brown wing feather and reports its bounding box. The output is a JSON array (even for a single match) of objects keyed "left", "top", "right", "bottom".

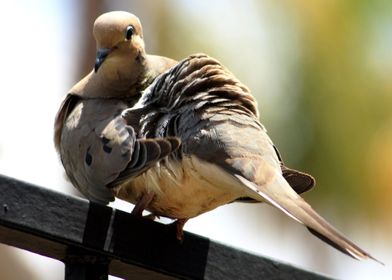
[
  {"left": 54, "top": 94, "right": 81, "bottom": 151},
  {"left": 124, "top": 53, "right": 380, "bottom": 263}
]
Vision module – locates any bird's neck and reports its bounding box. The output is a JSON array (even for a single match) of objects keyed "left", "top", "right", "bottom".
[
  {"left": 69, "top": 53, "right": 176, "bottom": 99},
  {"left": 72, "top": 54, "right": 148, "bottom": 99},
  {"left": 99, "top": 56, "right": 148, "bottom": 98}
]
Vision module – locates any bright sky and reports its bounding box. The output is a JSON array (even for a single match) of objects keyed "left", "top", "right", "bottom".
[
  {"left": 0, "top": 1, "right": 72, "bottom": 187},
  {"left": 0, "top": 1, "right": 390, "bottom": 279}
]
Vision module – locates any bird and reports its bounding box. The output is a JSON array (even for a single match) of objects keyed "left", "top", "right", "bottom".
[
  {"left": 54, "top": 11, "right": 179, "bottom": 204},
  {"left": 54, "top": 11, "right": 379, "bottom": 263},
  {"left": 55, "top": 11, "right": 314, "bottom": 205},
  {"left": 113, "top": 53, "right": 381, "bottom": 263}
]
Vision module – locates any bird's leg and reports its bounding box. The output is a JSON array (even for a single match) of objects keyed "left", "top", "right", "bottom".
[
  {"left": 131, "top": 192, "right": 155, "bottom": 217},
  {"left": 171, "top": 218, "right": 189, "bottom": 241}
]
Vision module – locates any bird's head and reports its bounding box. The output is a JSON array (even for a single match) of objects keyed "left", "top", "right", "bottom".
[{"left": 92, "top": 11, "right": 146, "bottom": 81}]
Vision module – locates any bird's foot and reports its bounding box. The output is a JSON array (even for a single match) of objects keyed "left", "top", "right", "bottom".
[
  {"left": 131, "top": 192, "right": 154, "bottom": 217},
  {"left": 169, "top": 218, "right": 188, "bottom": 241}
]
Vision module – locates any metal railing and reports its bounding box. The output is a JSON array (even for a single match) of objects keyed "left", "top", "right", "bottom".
[{"left": 0, "top": 174, "right": 332, "bottom": 279}]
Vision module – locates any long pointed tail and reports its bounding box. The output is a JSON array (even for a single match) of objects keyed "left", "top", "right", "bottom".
[{"left": 235, "top": 173, "right": 383, "bottom": 264}]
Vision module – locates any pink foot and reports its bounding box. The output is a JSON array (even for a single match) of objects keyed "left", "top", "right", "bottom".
[
  {"left": 171, "top": 218, "right": 188, "bottom": 241},
  {"left": 131, "top": 192, "right": 155, "bottom": 217}
]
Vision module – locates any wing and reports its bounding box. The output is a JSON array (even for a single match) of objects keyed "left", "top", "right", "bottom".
[
  {"left": 58, "top": 98, "right": 180, "bottom": 204},
  {"left": 188, "top": 113, "right": 379, "bottom": 262},
  {"left": 54, "top": 94, "right": 81, "bottom": 152},
  {"left": 133, "top": 53, "right": 380, "bottom": 262},
  {"left": 133, "top": 54, "right": 315, "bottom": 195},
  {"left": 271, "top": 144, "right": 315, "bottom": 194},
  {"left": 108, "top": 136, "right": 180, "bottom": 188}
]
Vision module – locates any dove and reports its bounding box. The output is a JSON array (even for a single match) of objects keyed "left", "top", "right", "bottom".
[
  {"left": 55, "top": 11, "right": 313, "bottom": 205},
  {"left": 54, "top": 11, "right": 178, "bottom": 204},
  {"left": 116, "top": 53, "right": 381, "bottom": 263}
]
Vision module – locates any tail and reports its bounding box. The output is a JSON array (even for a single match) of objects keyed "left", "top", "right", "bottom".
[{"left": 234, "top": 172, "right": 383, "bottom": 264}]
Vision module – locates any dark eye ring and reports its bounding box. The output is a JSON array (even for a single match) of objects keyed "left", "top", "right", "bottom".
[{"left": 125, "top": 25, "right": 135, "bottom": 40}]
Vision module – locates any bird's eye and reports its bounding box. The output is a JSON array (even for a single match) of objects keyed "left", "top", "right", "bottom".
[{"left": 125, "top": 25, "right": 135, "bottom": 40}]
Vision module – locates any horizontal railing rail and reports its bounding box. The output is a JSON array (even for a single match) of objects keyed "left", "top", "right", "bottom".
[{"left": 0, "top": 174, "right": 332, "bottom": 279}]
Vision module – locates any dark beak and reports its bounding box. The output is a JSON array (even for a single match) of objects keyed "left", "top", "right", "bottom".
[{"left": 94, "top": 48, "right": 111, "bottom": 73}]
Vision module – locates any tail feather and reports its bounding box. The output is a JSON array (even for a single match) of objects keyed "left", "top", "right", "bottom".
[{"left": 234, "top": 172, "right": 383, "bottom": 264}]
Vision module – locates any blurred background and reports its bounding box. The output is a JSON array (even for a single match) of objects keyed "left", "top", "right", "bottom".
[{"left": 0, "top": 0, "right": 391, "bottom": 279}]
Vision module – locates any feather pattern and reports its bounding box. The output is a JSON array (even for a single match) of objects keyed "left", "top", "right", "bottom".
[{"left": 117, "top": 53, "right": 380, "bottom": 263}]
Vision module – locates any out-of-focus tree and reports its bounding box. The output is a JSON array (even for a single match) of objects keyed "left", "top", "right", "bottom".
[{"left": 265, "top": 0, "right": 392, "bottom": 227}]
